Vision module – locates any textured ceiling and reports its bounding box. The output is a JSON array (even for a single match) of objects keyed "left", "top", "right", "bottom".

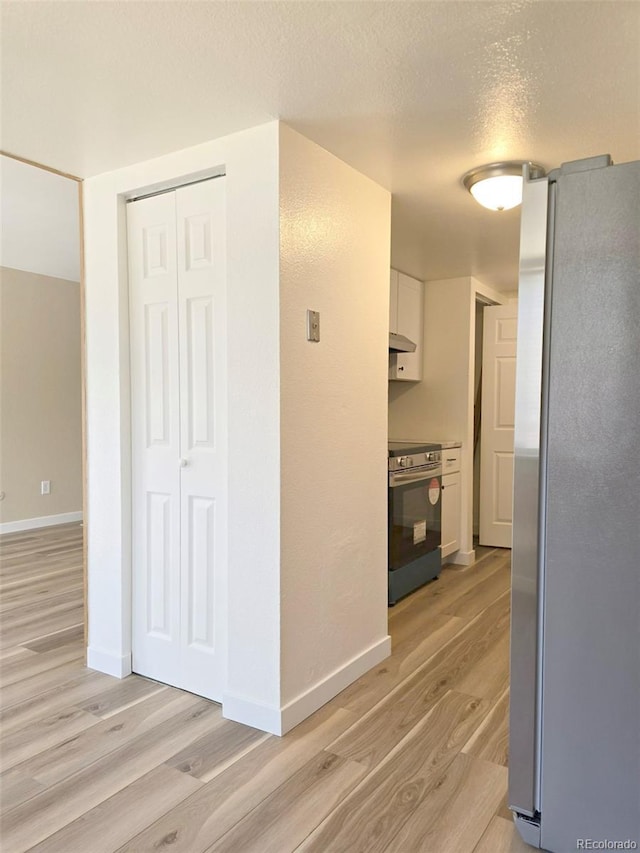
[{"left": 2, "top": 1, "right": 639, "bottom": 290}]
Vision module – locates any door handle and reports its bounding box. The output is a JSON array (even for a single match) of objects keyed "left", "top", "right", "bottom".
[{"left": 179, "top": 458, "right": 189, "bottom": 468}]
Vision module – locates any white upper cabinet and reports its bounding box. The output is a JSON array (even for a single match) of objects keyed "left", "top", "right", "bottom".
[
  {"left": 389, "top": 269, "right": 399, "bottom": 334},
  {"left": 389, "top": 270, "right": 424, "bottom": 381}
]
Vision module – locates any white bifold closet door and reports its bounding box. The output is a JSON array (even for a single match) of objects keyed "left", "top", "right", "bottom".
[{"left": 128, "top": 178, "right": 227, "bottom": 701}]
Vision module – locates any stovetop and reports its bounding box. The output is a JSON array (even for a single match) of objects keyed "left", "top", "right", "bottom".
[{"left": 388, "top": 440, "right": 441, "bottom": 457}]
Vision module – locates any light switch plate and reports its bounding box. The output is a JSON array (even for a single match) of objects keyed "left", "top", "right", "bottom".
[{"left": 306, "top": 310, "right": 320, "bottom": 342}]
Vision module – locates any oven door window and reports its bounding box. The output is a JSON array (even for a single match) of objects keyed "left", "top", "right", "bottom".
[{"left": 389, "top": 473, "right": 441, "bottom": 571}]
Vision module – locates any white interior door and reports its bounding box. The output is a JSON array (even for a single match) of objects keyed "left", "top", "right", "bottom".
[
  {"left": 175, "top": 180, "right": 227, "bottom": 699},
  {"left": 129, "top": 191, "right": 182, "bottom": 686},
  {"left": 479, "top": 303, "right": 517, "bottom": 547},
  {"left": 128, "top": 178, "right": 227, "bottom": 701}
]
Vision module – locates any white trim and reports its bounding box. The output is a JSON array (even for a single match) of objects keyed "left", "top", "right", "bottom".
[
  {"left": 440, "top": 542, "right": 458, "bottom": 559},
  {"left": 223, "top": 635, "right": 392, "bottom": 736},
  {"left": 472, "top": 278, "right": 507, "bottom": 307},
  {"left": 124, "top": 167, "right": 225, "bottom": 202},
  {"left": 448, "top": 548, "right": 477, "bottom": 567},
  {"left": 222, "top": 693, "right": 284, "bottom": 736},
  {"left": 0, "top": 511, "right": 83, "bottom": 535},
  {"left": 87, "top": 646, "right": 132, "bottom": 679},
  {"left": 280, "top": 636, "right": 392, "bottom": 734}
]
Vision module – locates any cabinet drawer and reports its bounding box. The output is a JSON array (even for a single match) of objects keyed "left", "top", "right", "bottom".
[{"left": 442, "top": 447, "right": 461, "bottom": 474}]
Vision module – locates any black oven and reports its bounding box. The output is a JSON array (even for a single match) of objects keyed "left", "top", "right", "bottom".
[{"left": 388, "top": 442, "right": 442, "bottom": 605}]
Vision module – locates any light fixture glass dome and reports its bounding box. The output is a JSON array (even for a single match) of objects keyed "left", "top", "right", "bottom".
[
  {"left": 462, "top": 162, "right": 545, "bottom": 211},
  {"left": 469, "top": 174, "right": 523, "bottom": 210}
]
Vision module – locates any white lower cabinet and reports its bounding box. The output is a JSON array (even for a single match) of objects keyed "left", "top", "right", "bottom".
[{"left": 441, "top": 471, "right": 461, "bottom": 560}]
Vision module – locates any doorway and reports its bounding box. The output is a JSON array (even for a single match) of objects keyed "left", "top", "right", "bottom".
[
  {"left": 475, "top": 300, "right": 518, "bottom": 547},
  {"left": 472, "top": 299, "right": 484, "bottom": 546}
]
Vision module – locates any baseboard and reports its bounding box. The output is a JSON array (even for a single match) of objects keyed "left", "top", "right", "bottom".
[
  {"left": 222, "top": 693, "right": 284, "bottom": 735},
  {"left": 0, "top": 511, "right": 83, "bottom": 535},
  {"left": 223, "top": 634, "right": 392, "bottom": 736},
  {"left": 87, "top": 646, "right": 132, "bottom": 679},
  {"left": 447, "top": 548, "right": 476, "bottom": 567},
  {"left": 279, "top": 635, "right": 392, "bottom": 734}
]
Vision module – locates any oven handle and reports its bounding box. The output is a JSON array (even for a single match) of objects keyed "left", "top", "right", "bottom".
[{"left": 389, "top": 466, "right": 442, "bottom": 487}]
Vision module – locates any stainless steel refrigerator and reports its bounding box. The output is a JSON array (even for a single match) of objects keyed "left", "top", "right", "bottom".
[{"left": 509, "top": 156, "right": 640, "bottom": 851}]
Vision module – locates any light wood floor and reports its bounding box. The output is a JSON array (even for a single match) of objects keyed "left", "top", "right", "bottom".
[{"left": 1, "top": 523, "right": 531, "bottom": 853}]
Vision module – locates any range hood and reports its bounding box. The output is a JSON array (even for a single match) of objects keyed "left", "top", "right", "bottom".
[{"left": 389, "top": 332, "right": 417, "bottom": 353}]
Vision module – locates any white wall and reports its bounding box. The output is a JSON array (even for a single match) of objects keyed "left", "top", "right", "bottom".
[
  {"left": 0, "top": 155, "right": 80, "bottom": 281},
  {"left": 278, "top": 126, "right": 391, "bottom": 727},
  {"left": 388, "top": 276, "right": 504, "bottom": 562},
  {"left": 83, "top": 123, "right": 283, "bottom": 725}
]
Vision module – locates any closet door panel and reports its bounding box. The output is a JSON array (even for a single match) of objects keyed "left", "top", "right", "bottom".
[
  {"left": 128, "top": 192, "right": 182, "bottom": 683},
  {"left": 176, "top": 178, "right": 227, "bottom": 700},
  {"left": 186, "top": 295, "right": 215, "bottom": 449},
  {"left": 186, "top": 495, "right": 216, "bottom": 649}
]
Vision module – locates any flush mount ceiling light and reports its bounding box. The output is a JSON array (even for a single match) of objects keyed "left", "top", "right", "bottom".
[{"left": 462, "top": 161, "right": 545, "bottom": 211}]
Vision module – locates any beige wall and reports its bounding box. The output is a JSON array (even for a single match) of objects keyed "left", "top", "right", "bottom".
[
  {"left": 0, "top": 267, "right": 82, "bottom": 524},
  {"left": 388, "top": 277, "right": 471, "bottom": 442},
  {"left": 279, "top": 125, "right": 392, "bottom": 713}
]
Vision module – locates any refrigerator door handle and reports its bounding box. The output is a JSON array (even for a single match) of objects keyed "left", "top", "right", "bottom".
[{"left": 508, "top": 168, "right": 552, "bottom": 819}]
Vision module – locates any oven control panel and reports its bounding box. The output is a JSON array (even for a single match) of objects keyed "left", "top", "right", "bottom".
[{"left": 389, "top": 450, "right": 442, "bottom": 472}]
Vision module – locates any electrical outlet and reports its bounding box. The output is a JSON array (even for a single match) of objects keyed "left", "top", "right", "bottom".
[{"left": 41, "top": 480, "right": 51, "bottom": 496}]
